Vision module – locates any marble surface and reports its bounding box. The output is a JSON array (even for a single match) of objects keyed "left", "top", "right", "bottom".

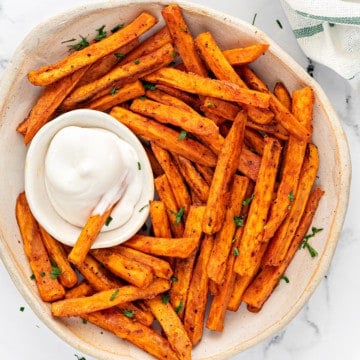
[{"left": 0, "top": 0, "right": 359, "bottom": 359}]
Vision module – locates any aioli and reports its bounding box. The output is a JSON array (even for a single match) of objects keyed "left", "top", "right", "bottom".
[{"left": 44, "top": 126, "right": 142, "bottom": 231}]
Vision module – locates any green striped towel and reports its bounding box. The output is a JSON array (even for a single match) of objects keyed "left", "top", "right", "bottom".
[{"left": 280, "top": 0, "right": 360, "bottom": 89}]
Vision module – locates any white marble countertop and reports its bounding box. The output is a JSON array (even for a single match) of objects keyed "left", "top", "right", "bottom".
[{"left": 0, "top": 0, "right": 359, "bottom": 359}]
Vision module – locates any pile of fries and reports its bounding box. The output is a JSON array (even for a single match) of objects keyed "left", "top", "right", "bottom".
[{"left": 15, "top": 4, "right": 325, "bottom": 360}]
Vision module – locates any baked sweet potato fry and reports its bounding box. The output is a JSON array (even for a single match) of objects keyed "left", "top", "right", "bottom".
[
  {"left": 91, "top": 248, "right": 155, "bottom": 288},
  {"left": 130, "top": 97, "right": 219, "bottom": 138},
  {"left": 51, "top": 278, "right": 170, "bottom": 317},
  {"left": 110, "top": 106, "right": 217, "bottom": 167},
  {"left": 262, "top": 143, "right": 319, "bottom": 266},
  {"left": 151, "top": 144, "right": 191, "bottom": 217},
  {"left": 243, "top": 187, "right": 324, "bottom": 312},
  {"left": 183, "top": 234, "right": 213, "bottom": 345},
  {"left": 292, "top": 86, "right": 315, "bottom": 132},
  {"left": 83, "top": 308, "right": 179, "bottom": 360},
  {"left": 162, "top": 3, "right": 208, "bottom": 77},
  {"left": 68, "top": 205, "right": 114, "bottom": 267},
  {"left": 149, "top": 200, "right": 172, "bottom": 238},
  {"left": 147, "top": 295, "right": 192, "bottom": 360},
  {"left": 202, "top": 111, "right": 247, "bottom": 234},
  {"left": 15, "top": 192, "right": 65, "bottom": 302},
  {"left": 39, "top": 225, "right": 78, "bottom": 288},
  {"left": 62, "top": 42, "right": 175, "bottom": 107},
  {"left": 223, "top": 43, "right": 269, "bottom": 65},
  {"left": 234, "top": 136, "right": 282, "bottom": 276},
  {"left": 28, "top": 12, "right": 158, "bottom": 86},
  {"left": 274, "top": 82, "right": 292, "bottom": 111},
  {"left": 124, "top": 234, "right": 199, "bottom": 258}
]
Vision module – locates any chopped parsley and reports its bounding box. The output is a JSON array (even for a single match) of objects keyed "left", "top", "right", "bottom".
[
  {"left": 206, "top": 101, "right": 216, "bottom": 108},
  {"left": 123, "top": 309, "right": 135, "bottom": 318},
  {"left": 233, "top": 215, "right": 245, "bottom": 227},
  {"left": 110, "top": 87, "right": 118, "bottom": 95},
  {"left": 105, "top": 216, "right": 113, "bottom": 226},
  {"left": 114, "top": 52, "right": 125, "bottom": 60},
  {"left": 138, "top": 95, "right": 147, "bottom": 101},
  {"left": 170, "top": 276, "right": 178, "bottom": 282},
  {"left": 301, "top": 226, "right": 323, "bottom": 257},
  {"left": 137, "top": 161, "right": 142, "bottom": 170},
  {"left": 288, "top": 191, "right": 295, "bottom": 203},
  {"left": 233, "top": 247, "right": 240, "bottom": 257},
  {"left": 242, "top": 194, "right": 254, "bottom": 206},
  {"left": 280, "top": 275, "right": 289, "bottom": 283},
  {"left": 61, "top": 38, "right": 76, "bottom": 44},
  {"left": 134, "top": 59, "right": 141, "bottom": 65},
  {"left": 175, "top": 300, "right": 183, "bottom": 314},
  {"left": 276, "top": 19, "right": 283, "bottom": 29},
  {"left": 40, "top": 271, "right": 46, "bottom": 278},
  {"left": 170, "top": 207, "right": 185, "bottom": 225},
  {"left": 178, "top": 130, "right": 187, "bottom": 140},
  {"left": 67, "top": 36, "right": 89, "bottom": 51},
  {"left": 162, "top": 292, "right": 170, "bottom": 304},
  {"left": 139, "top": 204, "right": 149, "bottom": 212},
  {"left": 50, "top": 264, "right": 62, "bottom": 280},
  {"left": 95, "top": 25, "right": 107, "bottom": 41},
  {"left": 111, "top": 23, "right": 124, "bottom": 33},
  {"left": 252, "top": 13, "right": 257, "bottom": 26},
  {"left": 75, "top": 355, "right": 86, "bottom": 360},
  {"left": 110, "top": 289, "right": 119, "bottom": 301},
  {"left": 30, "top": 274, "right": 35, "bottom": 280},
  {"left": 143, "top": 82, "right": 157, "bottom": 91},
  {"left": 20, "top": 306, "right": 25, "bottom": 312}
]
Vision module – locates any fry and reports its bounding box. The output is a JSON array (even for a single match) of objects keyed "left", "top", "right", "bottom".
[
  {"left": 234, "top": 136, "right": 282, "bottom": 276},
  {"left": 112, "top": 245, "right": 173, "bottom": 279},
  {"left": 292, "top": 86, "right": 315, "bottom": 132},
  {"left": 39, "top": 225, "right": 78, "bottom": 288},
  {"left": 149, "top": 200, "right": 172, "bottom": 238},
  {"left": 154, "top": 174, "right": 185, "bottom": 237},
  {"left": 68, "top": 205, "right": 114, "bottom": 267},
  {"left": 110, "top": 106, "right": 218, "bottom": 167},
  {"left": 175, "top": 155, "right": 210, "bottom": 204},
  {"left": 147, "top": 296, "right": 192, "bottom": 360},
  {"left": 244, "top": 128, "right": 265, "bottom": 155},
  {"left": 22, "top": 66, "right": 89, "bottom": 144},
  {"left": 151, "top": 144, "right": 191, "bottom": 217},
  {"left": 51, "top": 278, "right": 170, "bottom": 317},
  {"left": 262, "top": 135, "right": 307, "bottom": 241},
  {"left": 15, "top": 192, "right": 65, "bottom": 302},
  {"left": 223, "top": 44, "right": 269, "bottom": 65},
  {"left": 83, "top": 308, "right": 179, "bottom": 360},
  {"left": 28, "top": 12, "right": 158, "bottom": 86},
  {"left": 65, "top": 281, "right": 93, "bottom": 299},
  {"left": 201, "top": 97, "right": 241, "bottom": 121},
  {"left": 91, "top": 248, "right": 155, "bottom": 288},
  {"left": 130, "top": 97, "right": 219, "bottom": 138},
  {"left": 202, "top": 111, "right": 247, "bottom": 234},
  {"left": 274, "top": 82, "right": 292, "bottom": 110},
  {"left": 62, "top": 42, "right": 175, "bottom": 107},
  {"left": 162, "top": 3, "right": 208, "bottom": 77},
  {"left": 243, "top": 187, "right": 324, "bottom": 312},
  {"left": 262, "top": 143, "right": 319, "bottom": 266},
  {"left": 145, "top": 67, "right": 270, "bottom": 108},
  {"left": 183, "top": 234, "right": 212, "bottom": 345},
  {"left": 207, "top": 175, "right": 249, "bottom": 284},
  {"left": 170, "top": 206, "right": 205, "bottom": 319},
  {"left": 85, "top": 80, "right": 145, "bottom": 111},
  {"left": 124, "top": 234, "right": 199, "bottom": 258}
]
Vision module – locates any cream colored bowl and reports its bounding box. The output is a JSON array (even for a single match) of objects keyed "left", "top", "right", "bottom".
[{"left": 0, "top": 1, "right": 351, "bottom": 359}]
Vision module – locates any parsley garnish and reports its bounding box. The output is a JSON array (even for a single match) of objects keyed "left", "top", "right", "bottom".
[
  {"left": 82, "top": 319, "right": 87, "bottom": 324},
  {"left": 178, "top": 130, "right": 187, "bottom": 140},
  {"left": 20, "top": 306, "right": 25, "bottom": 312},
  {"left": 138, "top": 95, "right": 147, "bottom": 101},
  {"left": 110, "top": 289, "right": 119, "bottom": 301},
  {"left": 280, "top": 275, "right": 289, "bottom": 283},
  {"left": 95, "top": 25, "right": 107, "bottom": 41},
  {"left": 252, "top": 13, "right": 257, "bottom": 25},
  {"left": 40, "top": 272, "right": 46, "bottom": 278},
  {"left": 233, "top": 215, "right": 245, "bottom": 227},
  {"left": 206, "top": 102, "right": 216, "bottom": 108},
  {"left": 233, "top": 247, "right": 240, "bottom": 256},
  {"left": 75, "top": 355, "right": 86, "bottom": 360},
  {"left": 170, "top": 207, "right": 185, "bottom": 225},
  {"left": 301, "top": 226, "right": 323, "bottom": 257},
  {"left": 162, "top": 293, "right": 170, "bottom": 304},
  {"left": 175, "top": 300, "right": 183, "bottom": 314},
  {"left": 143, "top": 82, "right": 156, "bottom": 91},
  {"left": 123, "top": 309, "right": 135, "bottom": 318},
  {"left": 242, "top": 194, "right": 254, "bottom": 206},
  {"left": 276, "top": 19, "right": 283, "bottom": 29},
  {"left": 170, "top": 276, "right": 178, "bottom": 282},
  {"left": 114, "top": 53, "right": 125, "bottom": 60},
  {"left": 134, "top": 59, "right": 141, "bottom": 65},
  {"left": 50, "top": 264, "right": 62, "bottom": 279},
  {"left": 288, "top": 191, "right": 295, "bottom": 203},
  {"left": 111, "top": 23, "right": 124, "bottom": 33},
  {"left": 137, "top": 161, "right": 141, "bottom": 170},
  {"left": 68, "top": 36, "right": 89, "bottom": 51},
  {"left": 139, "top": 204, "right": 149, "bottom": 212},
  {"left": 61, "top": 38, "right": 76, "bottom": 44},
  {"left": 105, "top": 216, "right": 113, "bottom": 226},
  {"left": 30, "top": 274, "right": 35, "bottom": 280},
  {"left": 110, "top": 87, "right": 118, "bottom": 95}
]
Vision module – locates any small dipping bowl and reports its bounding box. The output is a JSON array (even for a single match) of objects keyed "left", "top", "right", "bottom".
[{"left": 24, "top": 109, "right": 154, "bottom": 248}]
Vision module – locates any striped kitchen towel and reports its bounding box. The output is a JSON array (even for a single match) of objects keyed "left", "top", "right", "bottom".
[{"left": 280, "top": 0, "right": 360, "bottom": 90}]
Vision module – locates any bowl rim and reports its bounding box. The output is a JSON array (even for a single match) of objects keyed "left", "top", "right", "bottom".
[{"left": 0, "top": 0, "right": 352, "bottom": 359}]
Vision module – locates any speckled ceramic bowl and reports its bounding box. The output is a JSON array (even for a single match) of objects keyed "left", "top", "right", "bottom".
[{"left": 0, "top": 1, "right": 351, "bottom": 359}]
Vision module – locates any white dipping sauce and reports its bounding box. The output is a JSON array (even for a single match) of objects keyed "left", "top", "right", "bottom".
[{"left": 44, "top": 126, "right": 142, "bottom": 231}]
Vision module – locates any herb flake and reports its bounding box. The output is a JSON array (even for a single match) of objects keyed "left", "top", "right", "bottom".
[
  {"left": 50, "top": 265, "right": 62, "bottom": 279},
  {"left": 68, "top": 36, "right": 89, "bottom": 51},
  {"left": 301, "top": 226, "right": 323, "bottom": 257},
  {"left": 95, "top": 25, "right": 107, "bottom": 41},
  {"left": 175, "top": 300, "right": 183, "bottom": 314},
  {"left": 170, "top": 207, "right": 185, "bottom": 225},
  {"left": 178, "top": 130, "right": 187, "bottom": 140},
  {"left": 111, "top": 23, "right": 124, "bottom": 33},
  {"left": 110, "top": 289, "right": 119, "bottom": 301},
  {"left": 162, "top": 293, "right": 170, "bottom": 304},
  {"left": 242, "top": 194, "right": 254, "bottom": 206},
  {"left": 280, "top": 275, "right": 289, "bottom": 283},
  {"left": 105, "top": 216, "right": 113, "bottom": 226},
  {"left": 233, "top": 215, "right": 245, "bottom": 227},
  {"left": 123, "top": 309, "right": 135, "bottom": 318},
  {"left": 276, "top": 19, "right": 283, "bottom": 29}
]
